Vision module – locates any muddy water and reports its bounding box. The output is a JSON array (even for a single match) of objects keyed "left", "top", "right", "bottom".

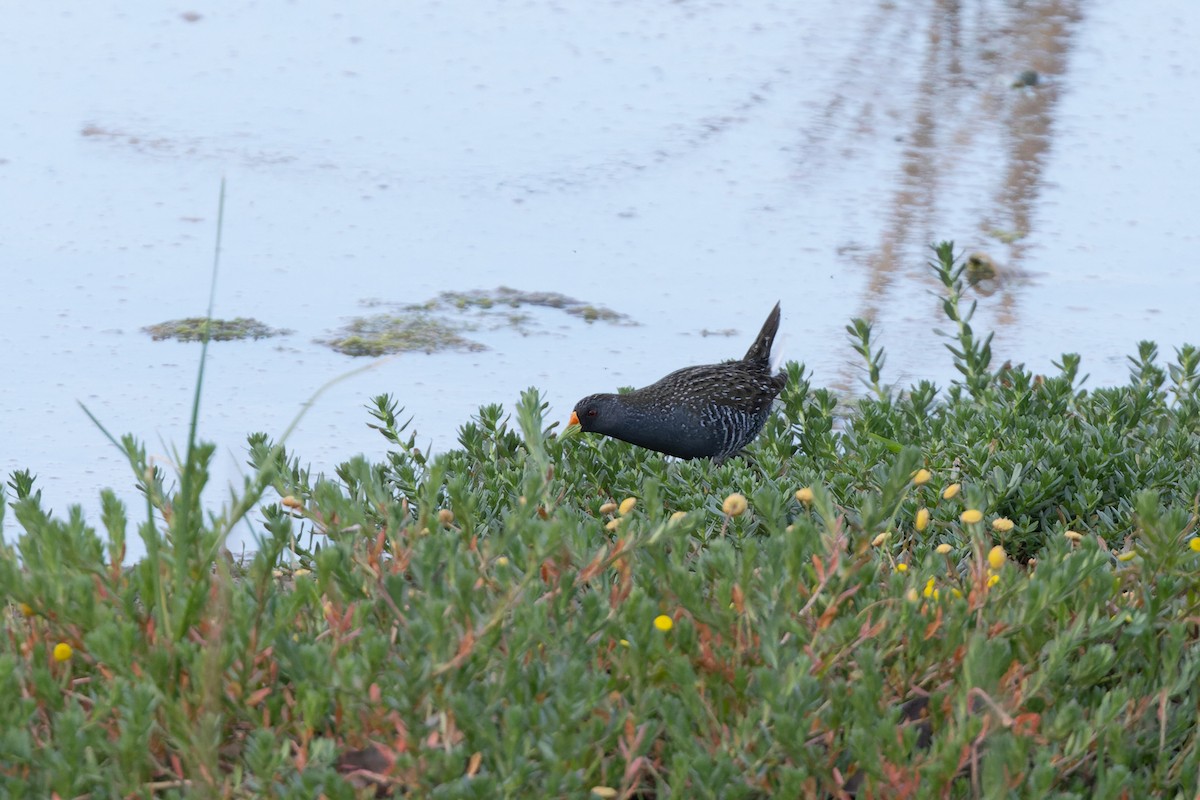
[{"left": 2, "top": 0, "right": 1197, "bottom": 557}]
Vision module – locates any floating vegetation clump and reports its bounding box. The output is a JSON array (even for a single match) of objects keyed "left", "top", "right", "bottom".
[
  {"left": 325, "top": 286, "right": 634, "bottom": 356},
  {"left": 964, "top": 251, "right": 1038, "bottom": 296},
  {"left": 324, "top": 312, "right": 486, "bottom": 357},
  {"left": 565, "top": 304, "right": 626, "bottom": 323},
  {"left": 440, "top": 286, "right": 633, "bottom": 325},
  {"left": 142, "top": 317, "right": 290, "bottom": 342}
]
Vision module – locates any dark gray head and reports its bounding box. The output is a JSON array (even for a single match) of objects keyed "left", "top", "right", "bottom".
[{"left": 570, "top": 393, "right": 623, "bottom": 436}]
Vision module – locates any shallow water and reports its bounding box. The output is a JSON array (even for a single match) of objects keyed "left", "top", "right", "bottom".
[{"left": 3, "top": 0, "right": 1198, "bottom": 558}]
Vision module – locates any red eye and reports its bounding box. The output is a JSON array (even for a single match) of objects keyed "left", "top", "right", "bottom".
[{"left": 587, "top": 409, "right": 598, "bottom": 418}]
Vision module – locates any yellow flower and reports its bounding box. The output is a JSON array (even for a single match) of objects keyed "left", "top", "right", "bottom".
[
  {"left": 795, "top": 487, "right": 814, "bottom": 505},
  {"left": 950, "top": 588, "right": 963, "bottom": 599},
  {"left": 1189, "top": 537, "right": 1200, "bottom": 553},
  {"left": 991, "top": 517, "right": 1014, "bottom": 533},
  {"left": 987, "top": 545, "right": 1006, "bottom": 570},
  {"left": 53, "top": 643, "right": 73, "bottom": 662},
  {"left": 960, "top": 509, "right": 983, "bottom": 524},
  {"left": 618, "top": 639, "right": 630, "bottom": 648},
  {"left": 896, "top": 563, "right": 908, "bottom": 572},
  {"left": 280, "top": 494, "right": 303, "bottom": 510},
  {"left": 605, "top": 519, "right": 622, "bottom": 532},
  {"left": 915, "top": 508, "right": 930, "bottom": 532},
  {"left": 598, "top": 502, "right": 618, "bottom": 515},
  {"left": 437, "top": 508, "right": 455, "bottom": 526},
  {"left": 722, "top": 493, "right": 748, "bottom": 517},
  {"left": 935, "top": 543, "right": 952, "bottom": 555},
  {"left": 942, "top": 483, "right": 961, "bottom": 500},
  {"left": 592, "top": 788, "right": 619, "bottom": 799},
  {"left": 871, "top": 531, "right": 890, "bottom": 547},
  {"left": 1064, "top": 530, "right": 1083, "bottom": 542},
  {"left": 987, "top": 573, "right": 1000, "bottom": 588},
  {"left": 495, "top": 556, "right": 510, "bottom": 567},
  {"left": 618, "top": 497, "right": 637, "bottom": 516},
  {"left": 912, "top": 468, "right": 932, "bottom": 486},
  {"left": 669, "top": 511, "right": 687, "bottom": 524},
  {"left": 653, "top": 614, "right": 674, "bottom": 632},
  {"left": 923, "top": 578, "right": 936, "bottom": 598}
]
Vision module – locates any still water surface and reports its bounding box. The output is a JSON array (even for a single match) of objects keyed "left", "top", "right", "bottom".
[{"left": 2, "top": 0, "right": 1197, "bottom": 557}]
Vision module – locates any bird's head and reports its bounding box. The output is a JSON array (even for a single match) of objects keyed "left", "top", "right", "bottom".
[{"left": 569, "top": 394, "right": 618, "bottom": 432}]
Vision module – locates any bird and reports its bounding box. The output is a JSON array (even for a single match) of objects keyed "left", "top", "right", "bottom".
[{"left": 569, "top": 302, "right": 786, "bottom": 463}]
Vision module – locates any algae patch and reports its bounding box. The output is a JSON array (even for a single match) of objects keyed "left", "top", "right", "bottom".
[
  {"left": 143, "top": 317, "right": 291, "bottom": 342},
  {"left": 964, "top": 252, "right": 1039, "bottom": 296},
  {"left": 439, "top": 287, "right": 631, "bottom": 325},
  {"left": 324, "top": 313, "right": 486, "bottom": 357},
  {"left": 325, "top": 287, "right": 632, "bottom": 357}
]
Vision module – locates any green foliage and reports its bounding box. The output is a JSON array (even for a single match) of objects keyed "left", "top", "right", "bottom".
[{"left": 4, "top": 243, "right": 1200, "bottom": 797}]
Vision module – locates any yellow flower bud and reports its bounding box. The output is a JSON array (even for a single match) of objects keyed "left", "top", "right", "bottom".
[
  {"left": 915, "top": 508, "right": 930, "bottom": 531},
  {"left": 896, "top": 563, "right": 908, "bottom": 572},
  {"left": 987, "top": 545, "right": 1006, "bottom": 570},
  {"left": 923, "top": 578, "right": 936, "bottom": 598},
  {"left": 795, "top": 487, "right": 814, "bottom": 504},
  {"left": 722, "top": 493, "right": 748, "bottom": 517},
  {"left": 942, "top": 483, "right": 961, "bottom": 500},
  {"left": 905, "top": 588, "right": 920, "bottom": 603},
  {"left": 1117, "top": 551, "right": 1136, "bottom": 562},
  {"left": 653, "top": 614, "right": 674, "bottom": 632},
  {"left": 598, "top": 502, "right": 618, "bottom": 515},
  {"left": 912, "top": 468, "right": 932, "bottom": 486},
  {"left": 605, "top": 519, "right": 622, "bottom": 531},
  {"left": 1189, "top": 537, "right": 1200, "bottom": 552},
  {"left": 437, "top": 508, "right": 455, "bottom": 526},
  {"left": 53, "top": 642, "right": 73, "bottom": 662},
  {"left": 871, "top": 531, "right": 890, "bottom": 547},
  {"left": 960, "top": 509, "right": 983, "bottom": 524},
  {"left": 991, "top": 517, "right": 1014, "bottom": 532},
  {"left": 935, "top": 543, "right": 952, "bottom": 555},
  {"left": 618, "top": 497, "right": 637, "bottom": 516},
  {"left": 669, "top": 511, "right": 687, "bottom": 524},
  {"left": 495, "top": 556, "right": 510, "bottom": 567},
  {"left": 987, "top": 574, "right": 1000, "bottom": 588},
  {"left": 18, "top": 602, "right": 34, "bottom": 617},
  {"left": 1064, "top": 530, "right": 1083, "bottom": 542}
]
